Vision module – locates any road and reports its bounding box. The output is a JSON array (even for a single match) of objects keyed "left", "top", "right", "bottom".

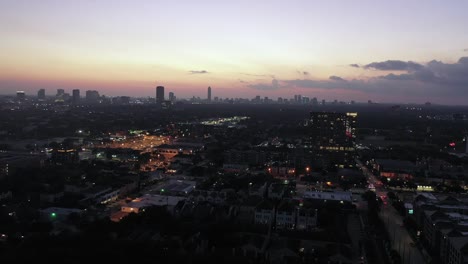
[{"left": 357, "top": 159, "right": 426, "bottom": 264}]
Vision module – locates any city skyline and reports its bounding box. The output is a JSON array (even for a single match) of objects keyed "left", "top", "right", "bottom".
[{"left": 1, "top": 1, "right": 468, "bottom": 104}]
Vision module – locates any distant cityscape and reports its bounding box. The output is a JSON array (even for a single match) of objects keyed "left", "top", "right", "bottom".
[
  {"left": 1, "top": 1, "right": 468, "bottom": 264},
  {"left": 7, "top": 86, "right": 435, "bottom": 107}
]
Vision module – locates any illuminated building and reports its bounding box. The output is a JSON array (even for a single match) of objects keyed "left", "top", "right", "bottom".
[
  {"left": 51, "top": 148, "right": 79, "bottom": 164},
  {"left": 308, "top": 112, "right": 357, "bottom": 167}
]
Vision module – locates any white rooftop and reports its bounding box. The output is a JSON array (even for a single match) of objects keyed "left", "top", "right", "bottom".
[{"left": 123, "top": 194, "right": 185, "bottom": 209}]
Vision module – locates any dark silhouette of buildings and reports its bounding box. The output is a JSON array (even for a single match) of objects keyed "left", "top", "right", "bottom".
[
  {"left": 207, "top": 86, "right": 211, "bottom": 102},
  {"left": 56, "top": 89, "right": 65, "bottom": 97},
  {"left": 16, "top": 91, "right": 25, "bottom": 101},
  {"left": 72, "top": 89, "right": 80, "bottom": 104},
  {"left": 156, "top": 86, "right": 165, "bottom": 103},
  {"left": 37, "top": 89, "right": 45, "bottom": 100},
  {"left": 85, "top": 90, "right": 100, "bottom": 104}
]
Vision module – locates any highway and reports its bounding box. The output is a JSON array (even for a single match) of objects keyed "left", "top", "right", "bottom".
[{"left": 357, "top": 159, "right": 426, "bottom": 264}]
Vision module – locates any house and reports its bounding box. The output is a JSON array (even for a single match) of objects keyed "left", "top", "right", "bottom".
[
  {"left": 255, "top": 199, "right": 275, "bottom": 225},
  {"left": 373, "top": 159, "right": 416, "bottom": 180},
  {"left": 276, "top": 199, "right": 297, "bottom": 229},
  {"left": 238, "top": 195, "right": 263, "bottom": 224}
]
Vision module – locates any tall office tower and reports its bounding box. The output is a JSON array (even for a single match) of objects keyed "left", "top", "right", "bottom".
[
  {"left": 85, "top": 90, "right": 100, "bottom": 104},
  {"left": 169, "top": 92, "right": 175, "bottom": 102},
  {"left": 72, "top": 89, "right": 80, "bottom": 104},
  {"left": 156, "top": 86, "right": 165, "bottom": 103},
  {"left": 311, "top": 97, "right": 318, "bottom": 105},
  {"left": 37, "top": 89, "right": 46, "bottom": 100},
  {"left": 207, "top": 86, "right": 212, "bottom": 102},
  {"left": 308, "top": 112, "right": 358, "bottom": 168},
  {"left": 16, "top": 91, "right": 26, "bottom": 101},
  {"left": 56, "top": 89, "right": 65, "bottom": 97}
]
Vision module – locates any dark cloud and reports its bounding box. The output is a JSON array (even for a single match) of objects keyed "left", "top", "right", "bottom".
[
  {"left": 246, "top": 57, "right": 468, "bottom": 103},
  {"left": 464, "top": 49, "right": 468, "bottom": 52},
  {"left": 459, "top": 57, "right": 468, "bottom": 64},
  {"left": 248, "top": 79, "right": 280, "bottom": 91},
  {"left": 349, "top": 64, "right": 360, "bottom": 68},
  {"left": 283, "top": 79, "right": 349, "bottom": 90},
  {"left": 329, "top": 75, "right": 346, "bottom": 81},
  {"left": 189, "top": 70, "right": 209, "bottom": 74},
  {"left": 379, "top": 73, "right": 414, "bottom": 81},
  {"left": 303, "top": 71, "right": 309, "bottom": 76},
  {"left": 364, "top": 60, "right": 423, "bottom": 71}
]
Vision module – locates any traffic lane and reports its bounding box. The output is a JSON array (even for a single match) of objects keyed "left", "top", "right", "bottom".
[{"left": 381, "top": 203, "right": 425, "bottom": 263}]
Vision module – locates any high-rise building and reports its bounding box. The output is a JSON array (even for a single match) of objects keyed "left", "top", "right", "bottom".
[
  {"left": 37, "top": 89, "right": 46, "bottom": 100},
  {"left": 169, "top": 92, "right": 175, "bottom": 102},
  {"left": 72, "top": 89, "right": 80, "bottom": 104},
  {"left": 308, "top": 112, "right": 357, "bottom": 167},
  {"left": 312, "top": 97, "right": 318, "bottom": 105},
  {"left": 156, "top": 86, "right": 165, "bottom": 103},
  {"left": 207, "top": 86, "right": 212, "bottom": 102},
  {"left": 16, "top": 91, "right": 26, "bottom": 101},
  {"left": 85, "top": 90, "right": 100, "bottom": 104},
  {"left": 56, "top": 89, "right": 65, "bottom": 97}
]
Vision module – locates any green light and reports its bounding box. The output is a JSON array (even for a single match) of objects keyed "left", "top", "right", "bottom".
[
  {"left": 408, "top": 209, "right": 414, "bottom": 215},
  {"left": 161, "top": 189, "right": 165, "bottom": 192},
  {"left": 51, "top": 212, "right": 56, "bottom": 218}
]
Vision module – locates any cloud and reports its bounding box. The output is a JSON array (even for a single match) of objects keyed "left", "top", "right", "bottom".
[
  {"left": 241, "top": 73, "right": 275, "bottom": 78},
  {"left": 364, "top": 60, "right": 423, "bottom": 71},
  {"left": 296, "top": 70, "right": 310, "bottom": 76},
  {"left": 349, "top": 64, "right": 360, "bottom": 68},
  {"left": 329, "top": 75, "right": 346, "bottom": 81},
  {"left": 378, "top": 73, "right": 414, "bottom": 81},
  {"left": 458, "top": 57, "right": 468, "bottom": 64},
  {"left": 244, "top": 57, "right": 468, "bottom": 103},
  {"left": 248, "top": 79, "right": 280, "bottom": 91},
  {"left": 189, "top": 70, "right": 209, "bottom": 74},
  {"left": 464, "top": 48, "right": 468, "bottom": 52}
]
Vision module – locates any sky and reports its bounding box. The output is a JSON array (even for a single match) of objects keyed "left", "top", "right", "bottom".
[{"left": 1, "top": 0, "right": 468, "bottom": 104}]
